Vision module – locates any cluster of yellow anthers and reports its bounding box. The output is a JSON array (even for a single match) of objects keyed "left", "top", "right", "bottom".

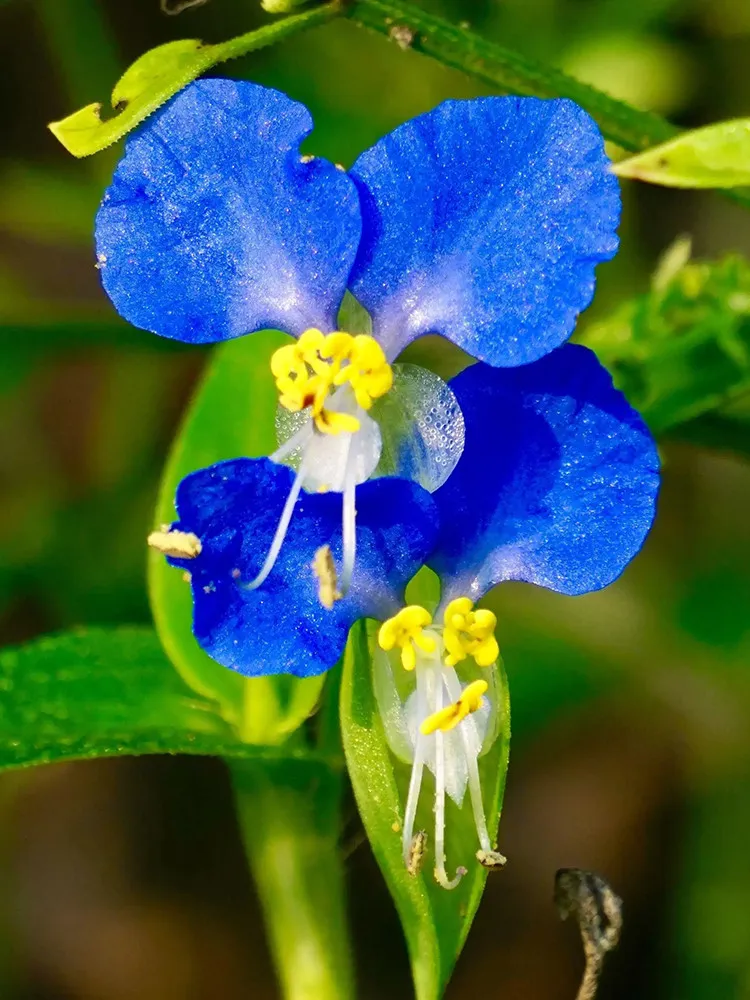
[
  {"left": 442, "top": 596, "right": 499, "bottom": 668},
  {"left": 270, "top": 328, "right": 392, "bottom": 436},
  {"left": 377, "top": 598, "right": 499, "bottom": 735}
]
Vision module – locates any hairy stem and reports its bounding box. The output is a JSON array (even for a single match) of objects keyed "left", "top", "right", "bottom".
[{"left": 344, "top": 0, "right": 750, "bottom": 208}]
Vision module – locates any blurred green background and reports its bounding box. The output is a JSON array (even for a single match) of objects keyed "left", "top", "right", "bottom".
[{"left": 1, "top": 0, "right": 750, "bottom": 997}]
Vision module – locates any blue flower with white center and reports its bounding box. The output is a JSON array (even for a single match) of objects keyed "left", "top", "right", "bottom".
[
  {"left": 100, "top": 78, "right": 619, "bottom": 593},
  {"left": 372, "top": 343, "right": 659, "bottom": 887},
  {"left": 155, "top": 342, "right": 659, "bottom": 887}
]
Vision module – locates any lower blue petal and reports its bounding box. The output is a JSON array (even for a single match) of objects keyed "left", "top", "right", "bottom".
[
  {"left": 168, "top": 458, "right": 437, "bottom": 677},
  {"left": 429, "top": 346, "right": 659, "bottom": 601}
]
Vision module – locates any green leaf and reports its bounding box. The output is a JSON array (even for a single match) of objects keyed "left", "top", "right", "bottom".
[
  {"left": 48, "top": 4, "right": 340, "bottom": 157},
  {"left": 0, "top": 627, "right": 268, "bottom": 772},
  {"left": 580, "top": 254, "right": 750, "bottom": 434},
  {"left": 613, "top": 120, "right": 750, "bottom": 188},
  {"left": 340, "top": 621, "right": 511, "bottom": 1000},
  {"left": 149, "top": 330, "right": 326, "bottom": 742}
]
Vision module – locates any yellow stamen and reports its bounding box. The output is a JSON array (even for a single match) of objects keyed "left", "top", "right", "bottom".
[
  {"left": 442, "top": 597, "right": 499, "bottom": 668},
  {"left": 378, "top": 605, "right": 436, "bottom": 671},
  {"left": 419, "top": 679, "right": 488, "bottom": 736},
  {"left": 311, "top": 544, "right": 341, "bottom": 610},
  {"left": 270, "top": 328, "right": 392, "bottom": 435},
  {"left": 147, "top": 529, "right": 202, "bottom": 559},
  {"left": 314, "top": 408, "right": 361, "bottom": 436}
]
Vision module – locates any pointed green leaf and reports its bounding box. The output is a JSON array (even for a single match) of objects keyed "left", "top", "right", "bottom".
[
  {"left": 340, "top": 620, "right": 511, "bottom": 1000},
  {"left": 0, "top": 627, "right": 268, "bottom": 772},
  {"left": 614, "top": 120, "right": 750, "bottom": 188},
  {"left": 149, "top": 330, "right": 326, "bottom": 741},
  {"left": 48, "top": 4, "right": 340, "bottom": 157}
]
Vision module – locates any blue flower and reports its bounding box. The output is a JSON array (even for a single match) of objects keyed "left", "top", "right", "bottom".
[
  {"left": 96, "top": 78, "right": 619, "bottom": 367},
  {"left": 153, "top": 342, "right": 659, "bottom": 886},
  {"left": 104, "top": 79, "right": 620, "bottom": 597},
  {"left": 372, "top": 343, "right": 659, "bottom": 887}
]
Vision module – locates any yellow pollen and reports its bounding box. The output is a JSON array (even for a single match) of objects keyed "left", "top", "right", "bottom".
[
  {"left": 311, "top": 544, "right": 341, "bottom": 610},
  {"left": 420, "top": 679, "right": 489, "bottom": 735},
  {"left": 271, "top": 329, "right": 392, "bottom": 435},
  {"left": 147, "top": 529, "right": 202, "bottom": 559},
  {"left": 442, "top": 597, "right": 499, "bottom": 668},
  {"left": 378, "top": 605, "right": 436, "bottom": 671}
]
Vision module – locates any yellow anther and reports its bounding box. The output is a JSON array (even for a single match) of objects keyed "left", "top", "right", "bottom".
[
  {"left": 147, "top": 529, "right": 202, "bottom": 559},
  {"left": 420, "top": 679, "right": 489, "bottom": 736},
  {"left": 311, "top": 544, "right": 341, "bottom": 610},
  {"left": 315, "top": 408, "right": 361, "bottom": 436},
  {"left": 443, "top": 597, "right": 499, "bottom": 668},
  {"left": 378, "top": 605, "right": 436, "bottom": 671},
  {"left": 333, "top": 334, "right": 393, "bottom": 410},
  {"left": 271, "top": 329, "right": 392, "bottom": 435}
]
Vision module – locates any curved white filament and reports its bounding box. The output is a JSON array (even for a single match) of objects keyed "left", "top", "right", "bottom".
[
  {"left": 244, "top": 455, "right": 310, "bottom": 591},
  {"left": 441, "top": 669, "right": 493, "bottom": 853},
  {"left": 462, "top": 728, "right": 493, "bottom": 854}
]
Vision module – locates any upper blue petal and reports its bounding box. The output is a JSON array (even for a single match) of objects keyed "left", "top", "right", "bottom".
[
  {"left": 348, "top": 97, "right": 620, "bottom": 365},
  {"left": 168, "top": 458, "right": 438, "bottom": 677},
  {"left": 96, "top": 79, "right": 361, "bottom": 344},
  {"left": 429, "top": 345, "right": 659, "bottom": 602}
]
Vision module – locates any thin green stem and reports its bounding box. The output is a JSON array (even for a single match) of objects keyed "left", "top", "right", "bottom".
[
  {"left": 49, "top": 2, "right": 344, "bottom": 157},
  {"left": 344, "top": 0, "right": 673, "bottom": 150},
  {"left": 215, "top": 1, "right": 342, "bottom": 61},
  {"left": 344, "top": 0, "right": 750, "bottom": 208},
  {"left": 229, "top": 758, "right": 354, "bottom": 1000}
]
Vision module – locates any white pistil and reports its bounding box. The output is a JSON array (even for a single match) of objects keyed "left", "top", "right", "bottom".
[{"left": 245, "top": 454, "right": 310, "bottom": 591}]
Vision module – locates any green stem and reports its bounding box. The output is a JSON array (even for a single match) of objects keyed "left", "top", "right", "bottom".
[
  {"left": 228, "top": 758, "right": 355, "bottom": 1000},
  {"left": 345, "top": 0, "right": 673, "bottom": 151},
  {"left": 344, "top": 0, "right": 750, "bottom": 208},
  {"left": 49, "top": 2, "right": 344, "bottom": 158}
]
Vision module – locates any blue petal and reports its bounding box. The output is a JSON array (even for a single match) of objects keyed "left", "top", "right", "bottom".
[
  {"left": 429, "top": 345, "right": 659, "bottom": 601},
  {"left": 349, "top": 97, "right": 620, "bottom": 365},
  {"left": 96, "top": 79, "right": 361, "bottom": 344},
  {"left": 168, "top": 458, "right": 438, "bottom": 677}
]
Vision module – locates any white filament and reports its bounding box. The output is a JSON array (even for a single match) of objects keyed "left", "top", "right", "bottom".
[
  {"left": 441, "top": 668, "right": 493, "bottom": 853},
  {"left": 340, "top": 457, "right": 357, "bottom": 596},
  {"left": 244, "top": 455, "right": 310, "bottom": 591}
]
